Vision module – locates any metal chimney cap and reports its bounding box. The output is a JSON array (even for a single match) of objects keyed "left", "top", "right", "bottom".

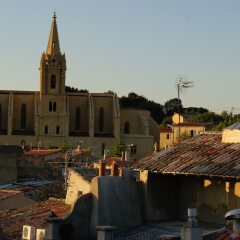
[
  {"left": 225, "top": 209, "right": 240, "bottom": 220},
  {"left": 188, "top": 208, "right": 197, "bottom": 218}
]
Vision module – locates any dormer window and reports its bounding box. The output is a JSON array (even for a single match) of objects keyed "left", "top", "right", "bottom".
[{"left": 51, "top": 75, "right": 56, "bottom": 89}]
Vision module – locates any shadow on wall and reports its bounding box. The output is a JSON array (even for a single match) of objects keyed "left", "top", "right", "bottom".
[{"left": 45, "top": 193, "right": 94, "bottom": 240}]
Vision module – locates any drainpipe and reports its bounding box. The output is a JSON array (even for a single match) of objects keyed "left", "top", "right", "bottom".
[{"left": 181, "top": 208, "right": 203, "bottom": 240}]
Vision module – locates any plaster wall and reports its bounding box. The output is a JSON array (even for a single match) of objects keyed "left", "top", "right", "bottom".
[
  {"left": 222, "top": 129, "right": 240, "bottom": 143},
  {"left": 120, "top": 135, "right": 154, "bottom": 159},
  {"left": 91, "top": 174, "right": 143, "bottom": 230},
  {"left": 65, "top": 170, "right": 91, "bottom": 205},
  {"left": 143, "top": 173, "right": 240, "bottom": 224}
]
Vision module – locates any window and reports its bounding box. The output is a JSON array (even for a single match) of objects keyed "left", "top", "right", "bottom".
[
  {"left": 51, "top": 75, "right": 56, "bottom": 89},
  {"left": 130, "top": 145, "right": 137, "bottom": 155},
  {"left": 21, "top": 103, "right": 27, "bottom": 129},
  {"left": 190, "top": 130, "right": 196, "bottom": 137},
  {"left": 124, "top": 121, "right": 130, "bottom": 134},
  {"left": 53, "top": 41, "right": 55, "bottom": 49},
  {"left": 101, "top": 143, "right": 105, "bottom": 156},
  {"left": 75, "top": 107, "right": 81, "bottom": 130},
  {"left": 45, "top": 125, "right": 48, "bottom": 134},
  {"left": 49, "top": 101, "right": 56, "bottom": 112},
  {"left": 166, "top": 133, "right": 170, "bottom": 139},
  {"left": 56, "top": 126, "right": 60, "bottom": 135},
  {"left": 99, "top": 107, "right": 104, "bottom": 132}
]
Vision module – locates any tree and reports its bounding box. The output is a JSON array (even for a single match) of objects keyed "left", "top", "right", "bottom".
[
  {"left": 119, "top": 92, "right": 164, "bottom": 124},
  {"left": 164, "top": 98, "right": 183, "bottom": 115},
  {"left": 111, "top": 141, "right": 126, "bottom": 157},
  {"left": 65, "top": 86, "right": 89, "bottom": 93}
]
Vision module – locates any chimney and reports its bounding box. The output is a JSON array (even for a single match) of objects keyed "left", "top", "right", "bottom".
[
  {"left": 225, "top": 209, "right": 240, "bottom": 238},
  {"left": 125, "top": 149, "right": 130, "bottom": 161},
  {"left": 98, "top": 160, "right": 106, "bottom": 176},
  {"left": 110, "top": 161, "right": 119, "bottom": 176},
  {"left": 181, "top": 208, "right": 202, "bottom": 240}
]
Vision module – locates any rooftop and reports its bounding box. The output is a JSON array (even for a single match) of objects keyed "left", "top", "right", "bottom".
[
  {"left": 134, "top": 132, "right": 240, "bottom": 179},
  {"left": 0, "top": 198, "right": 70, "bottom": 240}
]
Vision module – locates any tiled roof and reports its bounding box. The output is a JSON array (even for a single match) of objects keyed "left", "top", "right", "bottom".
[
  {"left": 173, "top": 122, "right": 206, "bottom": 127},
  {"left": 23, "top": 149, "right": 61, "bottom": 156},
  {"left": 0, "top": 190, "right": 22, "bottom": 200},
  {"left": 160, "top": 128, "right": 173, "bottom": 133},
  {"left": 225, "top": 123, "right": 240, "bottom": 130},
  {"left": 0, "top": 179, "right": 59, "bottom": 201},
  {"left": 134, "top": 132, "right": 240, "bottom": 178},
  {"left": 0, "top": 198, "right": 71, "bottom": 240}
]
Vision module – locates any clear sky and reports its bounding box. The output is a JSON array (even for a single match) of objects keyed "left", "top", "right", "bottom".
[{"left": 0, "top": 0, "right": 240, "bottom": 113}]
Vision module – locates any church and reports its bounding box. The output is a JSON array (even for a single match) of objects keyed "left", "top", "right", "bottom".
[{"left": 0, "top": 13, "right": 159, "bottom": 158}]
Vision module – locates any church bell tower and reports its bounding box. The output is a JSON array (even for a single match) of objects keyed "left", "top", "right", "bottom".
[
  {"left": 38, "top": 13, "right": 68, "bottom": 142},
  {"left": 39, "top": 12, "right": 66, "bottom": 95}
]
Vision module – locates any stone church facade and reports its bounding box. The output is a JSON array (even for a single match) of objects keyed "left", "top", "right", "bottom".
[{"left": 0, "top": 13, "right": 159, "bottom": 158}]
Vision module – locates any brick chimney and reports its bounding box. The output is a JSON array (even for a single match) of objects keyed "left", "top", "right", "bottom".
[
  {"left": 110, "top": 161, "right": 119, "bottom": 176},
  {"left": 98, "top": 160, "right": 106, "bottom": 176}
]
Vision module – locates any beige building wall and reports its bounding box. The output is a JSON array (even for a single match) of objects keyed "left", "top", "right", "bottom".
[
  {"left": 93, "top": 96, "right": 113, "bottom": 134},
  {"left": 173, "top": 125, "right": 205, "bottom": 142},
  {"left": 12, "top": 93, "right": 35, "bottom": 133},
  {"left": 65, "top": 169, "right": 91, "bottom": 206},
  {"left": 172, "top": 113, "right": 184, "bottom": 124},
  {"left": 68, "top": 95, "right": 89, "bottom": 134},
  {"left": 159, "top": 131, "right": 173, "bottom": 150}
]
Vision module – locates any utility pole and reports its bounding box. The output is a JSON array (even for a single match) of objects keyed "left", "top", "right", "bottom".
[{"left": 176, "top": 77, "right": 193, "bottom": 142}]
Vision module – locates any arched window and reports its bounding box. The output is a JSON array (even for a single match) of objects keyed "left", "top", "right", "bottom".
[
  {"left": 56, "top": 126, "right": 60, "bottom": 135},
  {"left": 99, "top": 107, "right": 104, "bottom": 132},
  {"left": 51, "top": 75, "right": 56, "bottom": 89},
  {"left": 21, "top": 103, "right": 27, "bottom": 129},
  {"left": 124, "top": 121, "right": 130, "bottom": 134},
  {"left": 45, "top": 125, "right": 48, "bottom": 134},
  {"left": 75, "top": 107, "right": 81, "bottom": 130}
]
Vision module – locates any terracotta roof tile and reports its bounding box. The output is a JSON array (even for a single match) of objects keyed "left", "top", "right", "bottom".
[
  {"left": 134, "top": 132, "right": 240, "bottom": 178},
  {"left": 0, "top": 198, "right": 71, "bottom": 240}
]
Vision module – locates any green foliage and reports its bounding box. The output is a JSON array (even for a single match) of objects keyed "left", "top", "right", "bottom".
[
  {"left": 65, "top": 86, "right": 89, "bottom": 93},
  {"left": 119, "top": 92, "right": 164, "bottom": 124},
  {"left": 163, "top": 98, "right": 183, "bottom": 115},
  {"left": 111, "top": 141, "right": 126, "bottom": 157}
]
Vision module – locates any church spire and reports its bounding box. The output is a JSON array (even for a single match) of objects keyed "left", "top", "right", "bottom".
[{"left": 46, "top": 12, "right": 61, "bottom": 55}]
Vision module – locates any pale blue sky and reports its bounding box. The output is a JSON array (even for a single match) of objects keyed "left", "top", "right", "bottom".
[{"left": 0, "top": 0, "right": 240, "bottom": 113}]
